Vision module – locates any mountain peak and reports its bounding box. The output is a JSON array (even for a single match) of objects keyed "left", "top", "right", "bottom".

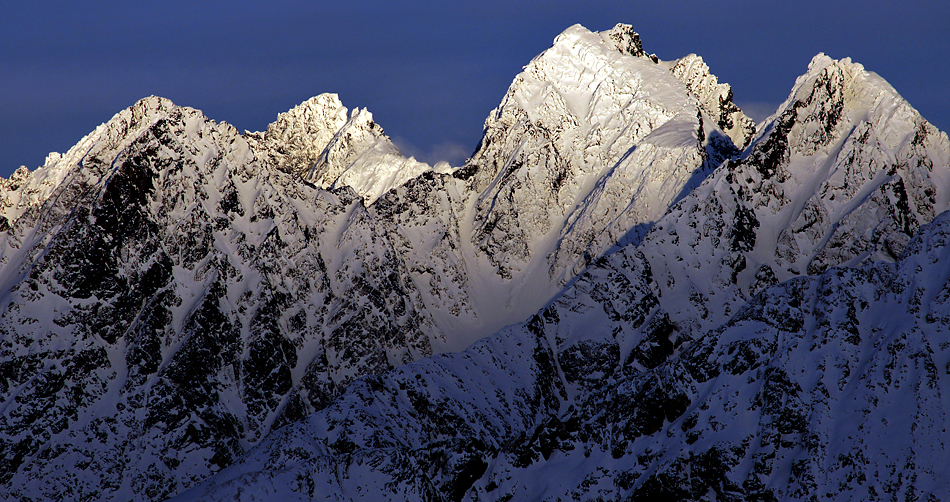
[
  {"left": 0, "top": 95, "right": 210, "bottom": 229},
  {"left": 132, "top": 94, "right": 177, "bottom": 113},
  {"left": 636, "top": 51, "right": 950, "bottom": 342},
  {"left": 247, "top": 94, "right": 431, "bottom": 203},
  {"left": 807, "top": 52, "right": 836, "bottom": 71},
  {"left": 667, "top": 54, "right": 756, "bottom": 149},
  {"left": 600, "top": 23, "right": 657, "bottom": 61},
  {"left": 247, "top": 93, "right": 349, "bottom": 177},
  {"left": 759, "top": 52, "right": 947, "bottom": 165}
]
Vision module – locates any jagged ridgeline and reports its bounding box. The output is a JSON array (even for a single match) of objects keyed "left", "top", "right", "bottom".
[{"left": 1, "top": 23, "right": 949, "bottom": 502}]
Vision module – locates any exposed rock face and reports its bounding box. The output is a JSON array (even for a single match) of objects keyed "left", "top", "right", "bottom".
[{"left": 3, "top": 23, "right": 949, "bottom": 502}]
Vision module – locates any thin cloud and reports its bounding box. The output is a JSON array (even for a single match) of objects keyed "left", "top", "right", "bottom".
[
  {"left": 391, "top": 137, "right": 472, "bottom": 167},
  {"left": 736, "top": 101, "right": 781, "bottom": 126}
]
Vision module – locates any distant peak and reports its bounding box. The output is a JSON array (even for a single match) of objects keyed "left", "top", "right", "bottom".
[
  {"left": 123, "top": 95, "right": 192, "bottom": 125},
  {"left": 280, "top": 93, "right": 348, "bottom": 124},
  {"left": 263, "top": 93, "right": 350, "bottom": 144},
  {"left": 245, "top": 93, "right": 430, "bottom": 203},
  {"left": 133, "top": 95, "right": 176, "bottom": 110},
  {"left": 248, "top": 93, "right": 351, "bottom": 177}
]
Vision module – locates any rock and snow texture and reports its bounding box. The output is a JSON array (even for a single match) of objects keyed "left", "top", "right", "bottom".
[
  {"left": 2, "top": 22, "right": 950, "bottom": 502},
  {"left": 173, "top": 208, "right": 950, "bottom": 502},
  {"left": 0, "top": 97, "right": 438, "bottom": 501},
  {"left": 246, "top": 93, "right": 433, "bottom": 204},
  {"left": 639, "top": 53, "right": 950, "bottom": 340}
]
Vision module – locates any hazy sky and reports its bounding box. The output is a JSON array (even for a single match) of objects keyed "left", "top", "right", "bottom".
[{"left": 2, "top": 1, "right": 947, "bottom": 176}]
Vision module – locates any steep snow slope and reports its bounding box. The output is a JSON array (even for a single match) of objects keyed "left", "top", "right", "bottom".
[
  {"left": 173, "top": 199, "right": 950, "bottom": 502},
  {"left": 0, "top": 97, "right": 438, "bottom": 501}
]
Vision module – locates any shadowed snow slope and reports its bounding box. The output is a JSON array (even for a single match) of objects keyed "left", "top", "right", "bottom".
[{"left": 174, "top": 194, "right": 950, "bottom": 502}]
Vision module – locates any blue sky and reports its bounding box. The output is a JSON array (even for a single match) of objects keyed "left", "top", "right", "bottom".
[{"left": 2, "top": 1, "right": 947, "bottom": 175}]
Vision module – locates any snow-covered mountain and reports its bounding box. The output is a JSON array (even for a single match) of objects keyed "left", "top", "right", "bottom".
[
  {"left": 377, "top": 23, "right": 751, "bottom": 349},
  {"left": 0, "top": 96, "right": 445, "bottom": 500},
  {"left": 172, "top": 50, "right": 950, "bottom": 501},
  {"left": 2, "top": 22, "right": 949, "bottom": 502},
  {"left": 641, "top": 52, "right": 950, "bottom": 341},
  {"left": 176, "top": 206, "right": 950, "bottom": 502}
]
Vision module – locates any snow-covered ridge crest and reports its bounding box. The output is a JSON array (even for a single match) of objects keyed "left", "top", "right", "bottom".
[
  {"left": 381, "top": 22, "right": 729, "bottom": 347},
  {"left": 247, "top": 93, "right": 433, "bottom": 203},
  {"left": 0, "top": 96, "right": 222, "bottom": 280},
  {"left": 465, "top": 23, "right": 718, "bottom": 281},
  {"left": 765, "top": 52, "right": 949, "bottom": 166},
  {"left": 594, "top": 23, "right": 756, "bottom": 150}
]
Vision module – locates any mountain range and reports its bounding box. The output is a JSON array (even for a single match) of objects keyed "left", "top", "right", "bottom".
[{"left": 1, "top": 23, "right": 949, "bottom": 501}]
